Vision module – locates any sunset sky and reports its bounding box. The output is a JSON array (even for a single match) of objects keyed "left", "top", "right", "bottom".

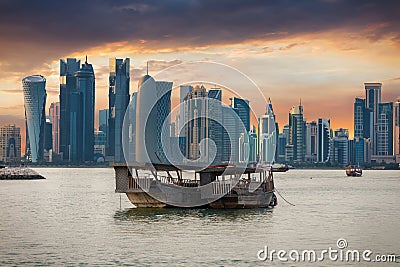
[{"left": 0, "top": 0, "right": 399, "bottom": 147}]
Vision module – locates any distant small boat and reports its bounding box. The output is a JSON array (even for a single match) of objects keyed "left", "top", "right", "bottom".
[
  {"left": 272, "top": 164, "right": 289, "bottom": 172},
  {"left": 346, "top": 165, "right": 362, "bottom": 177}
]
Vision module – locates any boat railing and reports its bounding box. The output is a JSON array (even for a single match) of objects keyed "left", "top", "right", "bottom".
[{"left": 128, "top": 176, "right": 153, "bottom": 192}]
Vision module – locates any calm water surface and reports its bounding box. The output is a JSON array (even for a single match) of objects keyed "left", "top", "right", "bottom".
[{"left": 0, "top": 168, "right": 399, "bottom": 266}]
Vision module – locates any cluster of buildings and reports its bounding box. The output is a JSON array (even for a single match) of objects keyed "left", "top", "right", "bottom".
[
  {"left": 275, "top": 83, "right": 400, "bottom": 166},
  {"left": 0, "top": 57, "right": 398, "bottom": 167},
  {"left": 130, "top": 82, "right": 275, "bottom": 166},
  {"left": 14, "top": 57, "right": 129, "bottom": 163}
]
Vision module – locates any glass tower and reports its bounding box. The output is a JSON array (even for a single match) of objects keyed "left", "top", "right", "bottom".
[
  {"left": 317, "top": 118, "right": 331, "bottom": 163},
  {"left": 376, "top": 102, "right": 393, "bottom": 156},
  {"left": 22, "top": 75, "right": 47, "bottom": 162},
  {"left": 288, "top": 103, "right": 305, "bottom": 163},
  {"left": 59, "top": 58, "right": 80, "bottom": 160},
  {"left": 231, "top": 97, "right": 250, "bottom": 132},
  {"left": 70, "top": 58, "right": 95, "bottom": 162},
  {"left": 185, "top": 85, "right": 209, "bottom": 162},
  {"left": 49, "top": 102, "right": 60, "bottom": 154},
  {"left": 365, "top": 83, "right": 382, "bottom": 155},
  {"left": 208, "top": 89, "right": 223, "bottom": 165},
  {"left": 108, "top": 58, "right": 130, "bottom": 162}
]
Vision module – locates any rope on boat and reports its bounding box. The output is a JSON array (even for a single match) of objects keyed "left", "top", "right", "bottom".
[{"left": 274, "top": 187, "right": 296, "bottom": 206}]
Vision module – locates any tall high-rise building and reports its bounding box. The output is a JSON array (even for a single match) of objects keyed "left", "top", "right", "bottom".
[
  {"left": 395, "top": 97, "right": 400, "bottom": 158},
  {"left": 282, "top": 124, "right": 290, "bottom": 142},
  {"left": 22, "top": 75, "right": 47, "bottom": 162},
  {"left": 135, "top": 73, "right": 172, "bottom": 164},
  {"left": 238, "top": 132, "right": 249, "bottom": 163},
  {"left": 317, "top": 118, "right": 331, "bottom": 163},
  {"left": 277, "top": 133, "right": 287, "bottom": 163},
  {"left": 208, "top": 88, "right": 223, "bottom": 165},
  {"left": 332, "top": 129, "right": 348, "bottom": 166},
  {"left": 44, "top": 118, "right": 52, "bottom": 152},
  {"left": 365, "top": 83, "right": 382, "bottom": 155},
  {"left": 222, "top": 105, "right": 239, "bottom": 163},
  {"left": 348, "top": 137, "right": 371, "bottom": 164},
  {"left": 59, "top": 58, "right": 80, "bottom": 160},
  {"left": 354, "top": 98, "right": 372, "bottom": 139},
  {"left": 287, "top": 103, "right": 305, "bottom": 163},
  {"left": 43, "top": 118, "right": 52, "bottom": 162},
  {"left": 69, "top": 58, "right": 95, "bottom": 162},
  {"left": 305, "top": 121, "right": 317, "bottom": 162},
  {"left": 108, "top": 58, "right": 130, "bottom": 162},
  {"left": 248, "top": 131, "right": 258, "bottom": 163},
  {"left": 0, "top": 124, "right": 21, "bottom": 163},
  {"left": 156, "top": 81, "right": 173, "bottom": 163},
  {"left": 231, "top": 97, "right": 250, "bottom": 132},
  {"left": 178, "top": 85, "right": 193, "bottom": 135},
  {"left": 48, "top": 102, "right": 60, "bottom": 154},
  {"left": 259, "top": 99, "right": 276, "bottom": 164},
  {"left": 376, "top": 102, "right": 393, "bottom": 156},
  {"left": 185, "top": 85, "right": 209, "bottom": 162}
]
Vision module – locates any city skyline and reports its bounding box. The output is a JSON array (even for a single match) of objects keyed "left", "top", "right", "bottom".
[
  {"left": 0, "top": 1, "right": 399, "bottom": 145},
  {"left": 1, "top": 63, "right": 398, "bottom": 166}
]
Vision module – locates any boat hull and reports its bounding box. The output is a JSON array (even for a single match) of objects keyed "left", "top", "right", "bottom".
[{"left": 126, "top": 190, "right": 274, "bottom": 209}]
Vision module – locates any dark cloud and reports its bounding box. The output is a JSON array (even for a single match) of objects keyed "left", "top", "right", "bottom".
[{"left": 0, "top": 0, "right": 399, "bottom": 75}]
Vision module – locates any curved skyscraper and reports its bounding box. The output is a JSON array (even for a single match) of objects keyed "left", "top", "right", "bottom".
[{"left": 22, "top": 75, "right": 46, "bottom": 162}]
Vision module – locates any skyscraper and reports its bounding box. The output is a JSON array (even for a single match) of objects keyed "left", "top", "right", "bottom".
[
  {"left": 0, "top": 124, "right": 21, "bottom": 163},
  {"left": 365, "top": 83, "right": 382, "bottom": 154},
  {"left": 48, "top": 102, "right": 60, "bottom": 154},
  {"left": 317, "top": 118, "right": 331, "bottom": 163},
  {"left": 135, "top": 73, "right": 172, "bottom": 164},
  {"left": 248, "top": 131, "right": 258, "bottom": 163},
  {"left": 44, "top": 118, "right": 52, "bottom": 152},
  {"left": 222, "top": 105, "right": 239, "bottom": 163},
  {"left": 208, "top": 88, "right": 223, "bottom": 165},
  {"left": 305, "top": 121, "right": 317, "bottom": 162},
  {"left": 22, "top": 75, "right": 46, "bottom": 162},
  {"left": 287, "top": 103, "right": 305, "bottom": 163},
  {"left": 259, "top": 99, "right": 276, "bottom": 164},
  {"left": 68, "top": 58, "right": 95, "bottom": 162},
  {"left": 59, "top": 58, "right": 80, "bottom": 160},
  {"left": 178, "top": 85, "right": 193, "bottom": 135},
  {"left": 108, "top": 58, "right": 130, "bottom": 162},
  {"left": 354, "top": 98, "right": 372, "bottom": 140},
  {"left": 348, "top": 137, "right": 371, "bottom": 164},
  {"left": 376, "top": 102, "right": 393, "bottom": 156},
  {"left": 185, "top": 85, "right": 209, "bottom": 162},
  {"left": 331, "top": 129, "right": 349, "bottom": 166},
  {"left": 277, "top": 133, "right": 287, "bottom": 163},
  {"left": 231, "top": 97, "right": 250, "bottom": 132}
]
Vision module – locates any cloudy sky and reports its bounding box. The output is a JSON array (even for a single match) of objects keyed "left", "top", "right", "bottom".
[{"left": 0, "top": 0, "right": 399, "bottom": 146}]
